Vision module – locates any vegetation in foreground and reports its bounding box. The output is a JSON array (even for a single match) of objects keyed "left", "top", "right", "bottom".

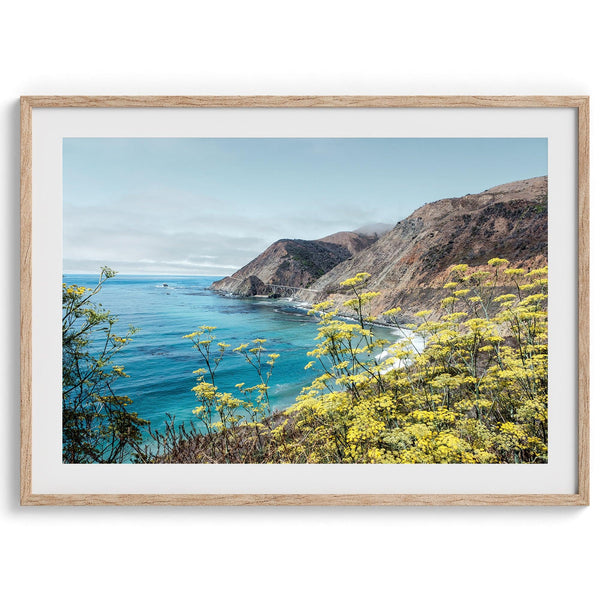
[
  {"left": 63, "top": 259, "right": 548, "bottom": 464},
  {"left": 62, "top": 267, "right": 148, "bottom": 463}
]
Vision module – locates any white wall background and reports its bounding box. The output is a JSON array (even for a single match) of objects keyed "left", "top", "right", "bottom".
[{"left": 0, "top": 1, "right": 596, "bottom": 598}]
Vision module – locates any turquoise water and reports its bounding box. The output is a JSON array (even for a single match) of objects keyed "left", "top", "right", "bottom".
[{"left": 62, "top": 274, "right": 404, "bottom": 431}]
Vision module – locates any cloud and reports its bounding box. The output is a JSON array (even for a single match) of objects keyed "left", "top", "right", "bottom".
[{"left": 63, "top": 186, "right": 384, "bottom": 274}]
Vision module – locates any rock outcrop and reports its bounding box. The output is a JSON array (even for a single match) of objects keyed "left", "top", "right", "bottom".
[{"left": 210, "top": 232, "right": 378, "bottom": 296}]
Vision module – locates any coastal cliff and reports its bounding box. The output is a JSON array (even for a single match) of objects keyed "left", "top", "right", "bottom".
[
  {"left": 210, "top": 231, "right": 378, "bottom": 296},
  {"left": 211, "top": 176, "right": 548, "bottom": 318},
  {"left": 298, "top": 176, "right": 548, "bottom": 318}
]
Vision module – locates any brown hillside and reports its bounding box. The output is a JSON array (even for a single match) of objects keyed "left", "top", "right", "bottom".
[
  {"left": 297, "top": 176, "right": 548, "bottom": 319},
  {"left": 210, "top": 232, "right": 378, "bottom": 296}
]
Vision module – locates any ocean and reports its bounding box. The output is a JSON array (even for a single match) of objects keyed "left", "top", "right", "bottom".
[{"left": 62, "top": 274, "right": 407, "bottom": 433}]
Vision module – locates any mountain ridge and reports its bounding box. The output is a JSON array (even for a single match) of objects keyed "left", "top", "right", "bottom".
[
  {"left": 210, "top": 231, "right": 378, "bottom": 295},
  {"left": 211, "top": 176, "right": 548, "bottom": 319}
]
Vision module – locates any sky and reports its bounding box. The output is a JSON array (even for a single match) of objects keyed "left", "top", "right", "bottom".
[{"left": 63, "top": 138, "right": 547, "bottom": 275}]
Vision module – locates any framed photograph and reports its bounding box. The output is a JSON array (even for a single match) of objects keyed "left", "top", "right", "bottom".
[{"left": 20, "top": 96, "right": 589, "bottom": 505}]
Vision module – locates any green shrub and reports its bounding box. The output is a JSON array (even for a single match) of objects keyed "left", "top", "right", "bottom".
[{"left": 62, "top": 267, "right": 148, "bottom": 463}]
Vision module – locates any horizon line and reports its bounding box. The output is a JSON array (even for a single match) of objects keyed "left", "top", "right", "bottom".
[{"left": 63, "top": 272, "right": 231, "bottom": 277}]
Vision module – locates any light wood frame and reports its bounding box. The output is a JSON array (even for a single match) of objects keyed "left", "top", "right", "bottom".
[{"left": 20, "top": 95, "right": 590, "bottom": 506}]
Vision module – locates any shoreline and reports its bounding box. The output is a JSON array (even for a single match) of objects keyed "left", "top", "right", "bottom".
[
  {"left": 210, "top": 287, "right": 422, "bottom": 351},
  {"left": 210, "top": 287, "right": 416, "bottom": 330}
]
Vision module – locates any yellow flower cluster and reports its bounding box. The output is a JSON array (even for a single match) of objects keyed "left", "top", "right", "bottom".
[{"left": 279, "top": 259, "right": 548, "bottom": 464}]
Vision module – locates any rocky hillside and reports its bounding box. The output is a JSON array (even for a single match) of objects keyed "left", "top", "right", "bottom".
[
  {"left": 211, "top": 176, "right": 548, "bottom": 320},
  {"left": 297, "top": 176, "right": 548, "bottom": 319},
  {"left": 210, "top": 231, "right": 378, "bottom": 296}
]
